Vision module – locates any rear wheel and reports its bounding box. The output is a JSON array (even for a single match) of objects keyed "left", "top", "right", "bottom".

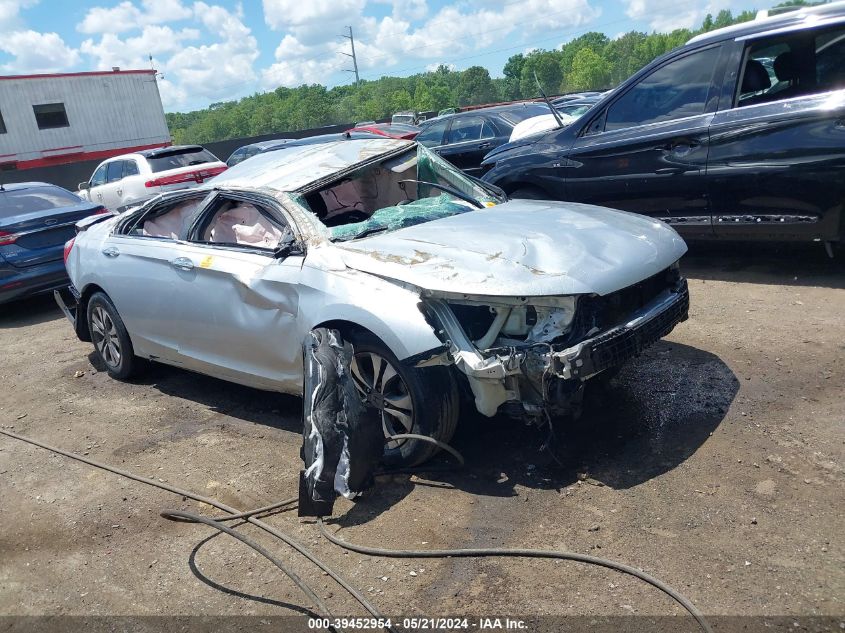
[
  {"left": 86, "top": 292, "right": 142, "bottom": 380},
  {"left": 348, "top": 332, "right": 459, "bottom": 467}
]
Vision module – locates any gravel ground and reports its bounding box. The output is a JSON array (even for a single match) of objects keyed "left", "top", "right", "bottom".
[{"left": 0, "top": 242, "right": 842, "bottom": 631}]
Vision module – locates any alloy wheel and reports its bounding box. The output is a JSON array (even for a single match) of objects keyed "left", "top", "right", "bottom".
[
  {"left": 90, "top": 306, "right": 121, "bottom": 369},
  {"left": 350, "top": 352, "right": 414, "bottom": 449}
]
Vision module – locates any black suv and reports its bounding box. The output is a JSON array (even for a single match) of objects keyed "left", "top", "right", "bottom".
[{"left": 482, "top": 3, "right": 845, "bottom": 245}]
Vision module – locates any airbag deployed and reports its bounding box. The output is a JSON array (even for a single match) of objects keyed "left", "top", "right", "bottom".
[{"left": 299, "top": 328, "right": 382, "bottom": 517}]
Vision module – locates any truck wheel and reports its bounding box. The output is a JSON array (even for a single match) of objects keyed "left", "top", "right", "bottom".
[
  {"left": 86, "top": 292, "right": 142, "bottom": 380},
  {"left": 348, "top": 332, "right": 459, "bottom": 467}
]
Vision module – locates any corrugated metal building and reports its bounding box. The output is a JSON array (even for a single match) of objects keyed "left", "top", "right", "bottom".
[{"left": 0, "top": 69, "right": 171, "bottom": 172}]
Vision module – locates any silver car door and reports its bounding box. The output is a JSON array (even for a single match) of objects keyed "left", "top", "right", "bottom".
[
  {"left": 101, "top": 191, "right": 212, "bottom": 363},
  {"left": 167, "top": 194, "right": 304, "bottom": 392}
]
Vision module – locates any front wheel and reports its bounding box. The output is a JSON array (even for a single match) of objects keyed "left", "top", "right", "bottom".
[
  {"left": 86, "top": 292, "right": 142, "bottom": 380},
  {"left": 348, "top": 332, "right": 459, "bottom": 467}
]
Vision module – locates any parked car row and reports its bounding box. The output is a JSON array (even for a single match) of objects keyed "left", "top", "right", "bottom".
[
  {"left": 55, "top": 137, "right": 690, "bottom": 466},
  {"left": 481, "top": 3, "right": 845, "bottom": 245}
]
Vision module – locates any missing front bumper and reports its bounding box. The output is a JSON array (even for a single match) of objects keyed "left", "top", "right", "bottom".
[
  {"left": 551, "top": 281, "right": 690, "bottom": 380},
  {"left": 426, "top": 280, "right": 690, "bottom": 417}
]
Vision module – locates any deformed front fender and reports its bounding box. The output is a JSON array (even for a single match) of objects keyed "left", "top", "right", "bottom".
[{"left": 298, "top": 262, "right": 444, "bottom": 362}]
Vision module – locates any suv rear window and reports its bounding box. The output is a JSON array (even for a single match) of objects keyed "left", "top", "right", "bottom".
[
  {"left": 0, "top": 186, "right": 81, "bottom": 218},
  {"left": 147, "top": 148, "right": 217, "bottom": 173},
  {"left": 737, "top": 24, "right": 845, "bottom": 108}
]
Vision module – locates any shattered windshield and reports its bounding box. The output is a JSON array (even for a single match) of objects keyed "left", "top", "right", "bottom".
[{"left": 297, "top": 145, "right": 503, "bottom": 242}]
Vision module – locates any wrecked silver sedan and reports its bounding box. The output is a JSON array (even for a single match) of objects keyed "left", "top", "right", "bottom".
[{"left": 56, "top": 138, "right": 689, "bottom": 465}]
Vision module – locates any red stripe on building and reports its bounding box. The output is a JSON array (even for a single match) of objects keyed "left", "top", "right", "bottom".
[
  {"left": 0, "top": 69, "right": 156, "bottom": 81},
  {"left": 2, "top": 141, "right": 172, "bottom": 170}
]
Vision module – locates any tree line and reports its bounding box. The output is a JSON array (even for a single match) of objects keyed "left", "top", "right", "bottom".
[{"left": 167, "top": 9, "right": 762, "bottom": 145}]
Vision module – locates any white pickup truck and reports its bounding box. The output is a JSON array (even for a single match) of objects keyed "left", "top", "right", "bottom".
[{"left": 78, "top": 145, "right": 227, "bottom": 213}]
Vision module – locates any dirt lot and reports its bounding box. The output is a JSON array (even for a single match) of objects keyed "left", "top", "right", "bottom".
[{"left": 1, "top": 243, "right": 843, "bottom": 630}]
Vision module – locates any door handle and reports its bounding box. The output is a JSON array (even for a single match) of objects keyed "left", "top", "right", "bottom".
[
  {"left": 116, "top": 188, "right": 123, "bottom": 195},
  {"left": 664, "top": 141, "right": 700, "bottom": 152},
  {"left": 170, "top": 257, "right": 194, "bottom": 271},
  {"left": 102, "top": 246, "right": 119, "bottom": 258},
  {"left": 478, "top": 142, "right": 492, "bottom": 149},
  {"left": 97, "top": 192, "right": 103, "bottom": 200}
]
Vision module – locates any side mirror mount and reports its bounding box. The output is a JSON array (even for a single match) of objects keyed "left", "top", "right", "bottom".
[
  {"left": 78, "top": 181, "right": 90, "bottom": 190},
  {"left": 273, "top": 234, "right": 304, "bottom": 259}
]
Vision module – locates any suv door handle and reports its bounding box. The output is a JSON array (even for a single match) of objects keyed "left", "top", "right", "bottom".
[
  {"left": 478, "top": 142, "right": 492, "bottom": 149},
  {"left": 170, "top": 257, "right": 194, "bottom": 271},
  {"left": 664, "top": 140, "right": 700, "bottom": 152},
  {"left": 116, "top": 187, "right": 123, "bottom": 195},
  {"left": 102, "top": 246, "right": 119, "bottom": 258}
]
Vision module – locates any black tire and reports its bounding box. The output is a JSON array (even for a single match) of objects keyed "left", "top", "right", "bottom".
[
  {"left": 348, "top": 331, "right": 459, "bottom": 467},
  {"left": 86, "top": 292, "right": 142, "bottom": 380},
  {"left": 509, "top": 186, "right": 548, "bottom": 200}
]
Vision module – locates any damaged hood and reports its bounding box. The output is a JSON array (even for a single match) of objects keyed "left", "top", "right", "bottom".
[{"left": 334, "top": 200, "right": 687, "bottom": 297}]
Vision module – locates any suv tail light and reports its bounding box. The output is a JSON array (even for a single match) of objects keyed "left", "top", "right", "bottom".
[
  {"left": 0, "top": 230, "right": 19, "bottom": 246},
  {"left": 93, "top": 206, "right": 110, "bottom": 215},
  {"left": 63, "top": 237, "right": 75, "bottom": 264},
  {"left": 145, "top": 165, "right": 227, "bottom": 188}
]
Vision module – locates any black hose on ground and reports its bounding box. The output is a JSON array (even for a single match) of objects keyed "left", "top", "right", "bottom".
[
  {"left": 0, "top": 427, "right": 713, "bottom": 633},
  {"left": 317, "top": 519, "right": 712, "bottom": 633},
  {"left": 160, "top": 508, "right": 331, "bottom": 617},
  {"left": 0, "top": 427, "right": 392, "bottom": 631}
]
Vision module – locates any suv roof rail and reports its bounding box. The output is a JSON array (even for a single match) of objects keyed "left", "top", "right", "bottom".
[{"left": 687, "top": 0, "right": 845, "bottom": 45}]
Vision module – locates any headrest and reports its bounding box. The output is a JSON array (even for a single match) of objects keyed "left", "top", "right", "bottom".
[
  {"left": 774, "top": 51, "right": 799, "bottom": 82},
  {"left": 742, "top": 59, "right": 771, "bottom": 93}
]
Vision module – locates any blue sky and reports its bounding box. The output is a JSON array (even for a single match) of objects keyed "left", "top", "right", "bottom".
[{"left": 0, "top": 0, "right": 758, "bottom": 112}]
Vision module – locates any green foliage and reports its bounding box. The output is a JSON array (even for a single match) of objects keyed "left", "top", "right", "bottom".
[{"left": 166, "top": 9, "right": 760, "bottom": 144}]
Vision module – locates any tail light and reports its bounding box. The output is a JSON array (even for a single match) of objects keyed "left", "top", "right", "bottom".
[
  {"left": 63, "top": 237, "right": 75, "bottom": 264},
  {"left": 145, "top": 165, "right": 227, "bottom": 188},
  {"left": 93, "top": 206, "right": 110, "bottom": 215},
  {"left": 0, "top": 230, "right": 18, "bottom": 246}
]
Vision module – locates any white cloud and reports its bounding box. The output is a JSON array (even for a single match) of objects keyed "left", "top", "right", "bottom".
[
  {"left": 625, "top": 0, "right": 747, "bottom": 31},
  {"left": 162, "top": 2, "right": 259, "bottom": 106},
  {"left": 0, "top": 0, "right": 38, "bottom": 32},
  {"left": 80, "top": 25, "right": 200, "bottom": 70},
  {"left": 75, "top": 2, "right": 259, "bottom": 109},
  {"left": 372, "top": 0, "right": 428, "bottom": 21},
  {"left": 0, "top": 30, "right": 80, "bottom": 73},
  {"left": 262, "top": 0, "right": 365, "bottom": 30},
  {"left": 77, "top": 0, "right": 192, "bottom": 34},
  {"left": 260, "top": 0, "right": 600, "bottom": 87},
  {"left": 356, "top": 0, "right": 599, "bottom": 72}
]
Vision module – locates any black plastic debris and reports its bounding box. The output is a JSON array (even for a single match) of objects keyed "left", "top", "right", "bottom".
[{"left": 299, "top": 328, "right": 382, "bottom": 517}]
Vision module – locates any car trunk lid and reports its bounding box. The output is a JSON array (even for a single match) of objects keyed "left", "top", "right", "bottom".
[{"left": 0, "top": 201, "right": 107, "bottom": 268}]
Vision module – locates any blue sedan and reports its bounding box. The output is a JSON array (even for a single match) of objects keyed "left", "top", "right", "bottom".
[{"left": 0, "top": 182, "right": 108, "bottom": 304}]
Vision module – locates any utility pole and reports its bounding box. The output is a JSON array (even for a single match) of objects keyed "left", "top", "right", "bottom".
[{"left": 339, "top": 26, "right": 360, "bottom": 85}]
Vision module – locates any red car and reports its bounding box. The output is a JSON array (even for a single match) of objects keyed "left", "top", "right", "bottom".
[{"left": 345, "top": 123, "right": 420, "bottom": 139}]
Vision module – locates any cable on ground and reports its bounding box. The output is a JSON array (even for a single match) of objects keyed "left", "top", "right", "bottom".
[{"left": 0, "top": 427, "right": 712, "bottom": 633}]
